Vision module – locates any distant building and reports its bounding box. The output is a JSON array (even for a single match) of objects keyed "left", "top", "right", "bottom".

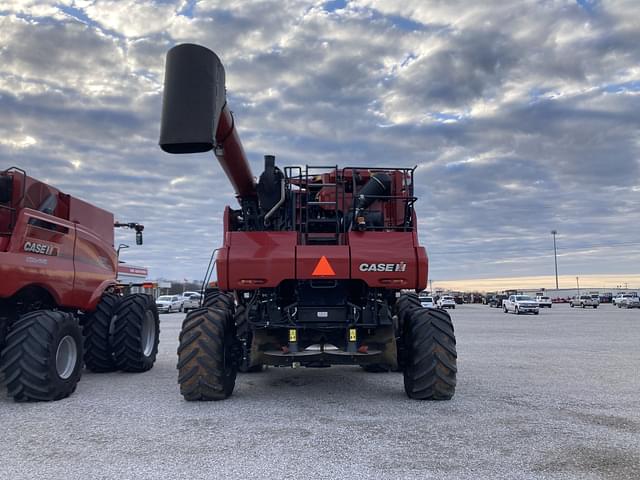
[
  {"left": 117, "top": 264, "right": 160, "bottom": 297},
  {"left": 117, "top": 264, "right": 148, "bottom": 284}
]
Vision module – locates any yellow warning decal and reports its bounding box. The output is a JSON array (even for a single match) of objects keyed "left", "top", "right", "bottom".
[
  {"left": 349, "top": 328, "right": 357, "bottom": 342},
  {"left": 289, "top": 329, "right": 297, "bottom": 342}
]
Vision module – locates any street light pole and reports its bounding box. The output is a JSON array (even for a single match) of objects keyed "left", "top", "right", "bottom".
[
  {"left": 576, "top": 276, "right": 580, "bottom": 296},
  {"left": 551, "top": 230, "right": 559, "bottom": 290}
]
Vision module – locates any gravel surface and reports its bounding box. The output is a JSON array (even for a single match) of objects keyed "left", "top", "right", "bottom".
[{"left": 1, "top": 304, "right": 639, "bottom": 479}]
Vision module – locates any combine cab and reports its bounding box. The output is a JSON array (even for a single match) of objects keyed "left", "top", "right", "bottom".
[
  {"left": 160, "top": 44, "right": 457, "bottom": 401},
  {"left": 0, "top": 168, "right": 159, "bottom": 401}
]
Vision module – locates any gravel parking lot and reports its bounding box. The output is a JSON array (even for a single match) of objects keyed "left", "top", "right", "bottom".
[{"left": 1, "top": 304, "right": 639, "bottom": 479}]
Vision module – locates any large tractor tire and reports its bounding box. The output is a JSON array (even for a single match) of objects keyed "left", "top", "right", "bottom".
[
  {"left": 203, "top": 289, "right": 235, "bottom": 311},
  {"left": 389, "top": 293, "right": 424, "bottom": 372},
  {"left": 403, "top": 307, "right": 457, "bottom": 400},
  {"left": 0, "top": 310, "right": 83, "bottom": 402},
  {"left": 82, "top": 293, "right": 120, "bottom": 373},
  {"left": 396, "top": 293, "right": 421, "bottom": 329},
  {"left": 397, "top": 292, "right": 421, "bottom": 310},
  {"left": 112, "top": 294, "right": 160, "bottom": 372},
  {"left": 177, "top": 306, "right": 238, "bottom": 400},
  {"left": 235, "top": 304, "right": 263, "bottom": 373}
]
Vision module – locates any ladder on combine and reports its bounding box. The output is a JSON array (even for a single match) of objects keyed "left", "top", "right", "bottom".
[{"left": 285, "top": 165, "right": 341, "bottom": 245}]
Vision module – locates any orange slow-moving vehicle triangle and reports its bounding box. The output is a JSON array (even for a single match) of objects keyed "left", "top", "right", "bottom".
[{"left": 312, "top": 256, "right": 336, "bottom": 276}]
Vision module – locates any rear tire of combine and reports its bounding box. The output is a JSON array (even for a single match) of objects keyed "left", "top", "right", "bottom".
[
  {"left": 403, "top": 307, "right": 457, "bottom": 400},
  {"left": 1, "top": 310, "right": 83, "bottom": 402},
  {"left": 395, "top": 293, "right": 421, "bottom": 329},
  {"left": 397, "top": 293, "right": 420, "bottom": 311},
  {"left": 112, "top": 294, "right": 160, "bottom": 372},
  {"left": 393, "top": 293, "right": 423, "bottom": 372},
  {"left": 83, "top": 293, "right": 120, "bottom": 373},
  {"left": 203, "top": 289, "right": 235, "bottom": 311},
  {"left": 177, "top": 307, "right": 238, "bottom": 400}
]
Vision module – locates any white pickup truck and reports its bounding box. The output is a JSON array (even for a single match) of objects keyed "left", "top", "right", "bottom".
[
  {"left": 182, "top": 293, "right": 202, "bottom": 313},
  {"left": 503, "top": 295, "right": 539, "bottom": 315}
]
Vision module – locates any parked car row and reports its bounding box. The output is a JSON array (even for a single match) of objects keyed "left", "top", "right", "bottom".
[
  {"left": 500, "top": 293, "right": 635, "bottom": 313},
  {"left": 486, "top": 292, "right": 640, "bottom": 310},
  {"left": 417, "top": 290, "right": 639, "bottom": 313},
  {"left": 417, "top": 293, "right": 456, "bottom": 309},
  {"left": 155, "top": 291, "right": 203, "bottom": 313}
]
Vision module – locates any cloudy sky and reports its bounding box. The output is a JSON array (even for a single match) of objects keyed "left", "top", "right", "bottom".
[{"left": 1, "top": 0, "right": 638, "bottom": 290}]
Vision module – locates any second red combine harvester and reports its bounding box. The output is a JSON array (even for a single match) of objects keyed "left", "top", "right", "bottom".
[
  {"left": 160, "top": 44, "right": 457, "bottom": 401},
  {"left": 0, "top": 168, "right": 159, "bottom": 402}
]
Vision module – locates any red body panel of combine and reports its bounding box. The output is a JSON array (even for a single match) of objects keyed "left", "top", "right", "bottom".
[
  {"left": 218, "top": 231, "right": 427, "bottom": 291},
  {"left": 0, "top": 168, "right": 117, "bottom": 311}
]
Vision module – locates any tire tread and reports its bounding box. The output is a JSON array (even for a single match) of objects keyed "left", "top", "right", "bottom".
[
  {"left": 112, "top": 294, "right": 159, "bottom": 372},
  {"left": 177, "top": 307, "right": 237, "bottom": 400},
  {"left": 0, "top": 310, "right": 83, "bottom": 402},
  {"left": 83, "top": 293, "right": 120, "bottom": 372},
  {"left": 403, "top": 307, "right": 457, "bottom": 400}
]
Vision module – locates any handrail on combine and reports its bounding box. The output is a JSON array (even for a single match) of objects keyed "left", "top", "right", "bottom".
[
  {"left": 342, "top": 166, "right": 417, "bottom": 233},
  {"left": 281, "top": 165, "right": 418, "bottom": 241}
]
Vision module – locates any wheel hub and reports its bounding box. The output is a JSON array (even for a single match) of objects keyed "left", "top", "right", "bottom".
[
  {"left": 56, "top": 335, "right": 78, "bottom": 380},
  {"left": 141, "top": 311, "right": 156, "bottom": 357}
]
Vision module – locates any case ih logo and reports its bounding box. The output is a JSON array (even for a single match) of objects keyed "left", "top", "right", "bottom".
[
  {"left": 359, "top": 262, "right": 407, "bottom": 272},
  {"left": 23, "top": 241, "right": 58, "bottom": 256}
]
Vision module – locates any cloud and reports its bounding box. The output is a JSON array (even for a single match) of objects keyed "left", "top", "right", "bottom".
[{"left": 0, "top": 1, "right": 639, "bottom": 287}]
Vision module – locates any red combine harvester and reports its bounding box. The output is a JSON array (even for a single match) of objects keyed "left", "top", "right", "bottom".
[
  {"left": 160, "top": 44, "right": 456, "bottom": 401},
  {"left": 0, "top": 168, "right": 159, "bottom": 401}
]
